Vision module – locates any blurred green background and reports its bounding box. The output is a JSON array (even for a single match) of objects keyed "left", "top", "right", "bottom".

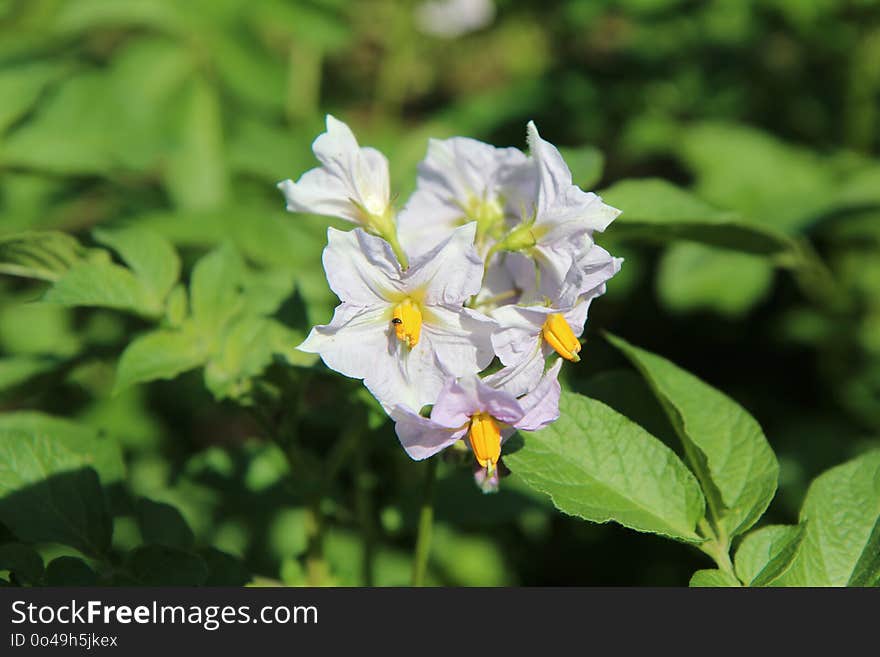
[{"left": 1, "top": 0, "right": 879, "bottom": 586}]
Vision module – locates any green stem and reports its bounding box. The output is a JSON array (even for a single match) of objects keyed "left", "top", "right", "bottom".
[
  {"left": 411, "top": 457, "right": 438, "bottom": 587},
  {"left": 697, "top": 517, "right": 737, "bottom": 581},
  {"left": 304, "top": 500, "right": 328, "bottom": 586},
  {"left": 782, "top": 238, "right": 851, "bottom": 314},
  {"left": 355, "top": 437, "right": 375, "bottom": 587}
]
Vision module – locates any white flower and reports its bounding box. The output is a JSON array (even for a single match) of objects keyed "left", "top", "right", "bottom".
[
  {"left": 498, "top": 121, "right": 621, "bottom": 297},
  {"left": 297, "top": 223, "right": 496, "bottom": 411},
  {"left": 485, "top": 244, "right": 622, "bottom": 397},
  {"left": 414, "top": 0, "right": 495, "bottom": 39},
  {"left": 397, "top": 136, "right": 527, "bottom": 256},
  {"left": 277, "top": 115, "right": 392, "bottom": 231}
]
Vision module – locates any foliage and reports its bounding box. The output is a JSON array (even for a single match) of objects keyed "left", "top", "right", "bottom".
[{"left": 0, "top": 0, "right": 878, "bottom": 587}]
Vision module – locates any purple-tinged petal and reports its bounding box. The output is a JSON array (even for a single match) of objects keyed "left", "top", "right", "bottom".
[
  {"left": 482, "top": 344, "right": 545, "bottom": 398},
  {"left": 391, "top": 406, "right": 466, "bottom": 461},
  {"left": 431, "top": 374, "right": 525, "bottom": 428},
  {"left": 429, "top": 377, "right": 480, "bottom": 429},
  {"left": 515, "top": 359, "right": 562, "bottom": 431}
]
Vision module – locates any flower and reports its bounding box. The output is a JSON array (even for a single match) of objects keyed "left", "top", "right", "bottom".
[
  {"left": 277, "top": 115, "right": 396, "bottom": 241},
  {"left": 479, "top": 243, "right": 621, "bottom": 396},
  {"left": 494, "top": 121, "right": 621, "bottom": 297},
  {"left": 391, "top": 360, "right": 562, "bottom": 478},
  {"left": 414, "top": 0, "right": 495, "bottom": 39},
  {"left": 397, "top": 136, "right": 527, "bottom": 256},
  {"left": 297, "top": 223, "right": 496, "bottom": 412}
]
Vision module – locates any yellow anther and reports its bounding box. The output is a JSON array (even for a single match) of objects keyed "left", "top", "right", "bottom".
[
  {"left": 468, "top": 412, "right": 501, "bottom": 475},
  {"left": 542, "top": 313, "right": 581, "bottom": 362},
  {"left": 391, "top": 298, "right": 422, "bottom": 348}
]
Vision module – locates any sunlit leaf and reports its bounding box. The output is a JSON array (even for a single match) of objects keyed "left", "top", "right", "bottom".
[
  {"left": 94, "top": 226, "right": 181, "bottom": 303},
  {"left": 0, "top": 232, "right": 85, "bottom": 282},
  {"left": 688, "top": 569, "right": 740, "bottom": 587},
  {"left": 114, "top": 324, "right": 210, "bottom": 393},
  {"left": 734, "top": 524, "right": 806, "bottom": 586},
  {"left": 774, "top": 450, "right": 880, "bottom": 586},
  {"left": 506, "top": 392, "right": 705, "bottom": 543},
  {"left": 601, "top": 178, "right": 795, "bottom": 256},
  {"left": 607, "top": 334, "right": 778, "bottom": 539},
  {"left": 0, "top": 413, "right": 124, "bottom": 556},
  {"left": 657, "top": 243, "right": 774, "bottom": 317}
]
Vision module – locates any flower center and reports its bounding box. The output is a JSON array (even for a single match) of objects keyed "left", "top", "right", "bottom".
[
  {"left": 468, "top": 412, "right": 501, "bottom": 474},
  {"left": 391, "top": 298, "right": 422, "bottom": 348},
  {"left": 464, "top": 195, "right": 505, "bottom": 242},
  {"left": 542, "top": 313, "right": 581, "bottom": 362}
]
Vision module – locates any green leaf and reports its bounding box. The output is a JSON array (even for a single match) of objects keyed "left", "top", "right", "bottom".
[
  {"left": 775, "top": 450, "right": 880, "bottom": 587},
  {"left": 657, "top": 243, "right": 774, "bottom": 317},
  {"left": 44, "top": 556, "right": 98, "bottom": 586},
  {"left": 505, "top": 392, "right": 705, "bottom": 543},
  {"left": 0, "top": 231, "right": 85, "bottom": 282},
  {"left": 0, "top": 413, "right": 124, "bottom": 556},
  {"left": 0, "top": 62, "right": 67, "bottom": 134},
  {"left": 0, "top": 356, "right": 61, "bottom": 393},
  {"left": 734, "top": 524, "right": 806, "bottom": 586},
  {"left": 162, "top": 76, "right": 228, "bottom": 210},
  {"left": 606, "top": 333, "right": 778, "bottom": 540},
  {"left": 689, "top": 569, "right": 741, "bottom": 587},
  {"left": 128, "top": 545, "right": 209, "bottom": 586},
  {"left": 600, "top": 178, "right": 794, "bottom": 256},
  {"left": 204, "top": 315, "right": 276, "bottom": 400},
  {"left": 94, "top": 226, "right": 180, "bottom": 303},
  {"left": 43, "top": 260, "right": 161, "bottom": 317},
  {"left": 676, "top": 122, "right": 836, "bottom": 233},
  {"left": 135, "top": 498, "right": 195, "bottom": 549},
  {"left": 114, "top": 324, "right": 210, "bottom": 392},
  {"left": 0, "top": 543, "right": 44, "bottom": 585},
  {"left": 0, "top": 73, "right": 118, "bottom": 175},
  {"left": 559, "top": 145, "right": 604, "bottom": 190},
  {"left": 205, "top": 316, "right": 311, "bottom": 400},
  {"left": 190, "top": 243, "right": 245, "bottom": 331},
  {"left": 0, "top": 413, "right": 125, "bottom": 485}
]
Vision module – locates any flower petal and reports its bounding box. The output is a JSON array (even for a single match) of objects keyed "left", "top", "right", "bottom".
[
  {"left": 298, "top": 304, "right": 391, "bottom": 381},
  {"left": 482, "top": 343, "right": 546, "bottom": 398},
  {"left": 278, "top": 115, "right": 390, "bottom": 222},
  {"left": 489, "top": 304, "right": 544, "bottom": 364},
  {"left": 404, "top": 223, "right": 484, "bottom": 305},
  {"left": 365, "top": 337, "right": 449, "bottom": 413},
  {"left": 575, "top": 243, "right": 624, "bottom": 300},
  {"left": 396, "top": 188, "right": 464, "bottom": 257},
  {"left": 515, "top": 359, "right": 562, "bottom": 431},
  {"left": 277, "top": 168, "right": 358, "bottom": 223},
  {"left": 423, "top": 305, "right": 496, "bottom": 377},
  {"left": 322, "top": 227, "right": 404, "bottom": 305},
  {"left": 391, "top": 406, "right": 465, "bottom": 460},
  {"left": 526, "top": 121, "right": 621, "bottom": 241},
  {"left": 431, "top": 375, "right": 524, "bottom": 427}
]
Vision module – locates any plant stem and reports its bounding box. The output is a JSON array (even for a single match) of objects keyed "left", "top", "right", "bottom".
[
  {"left": 304, "top": 499, "right": 328, "bottom": 586},
  {"left": 410, "top": 457, "right": 438, "bottom": 587},
  {"left": 355, "top": 437, "right": 375, "bottom": 587},
  {"left": 697, "top": 517, "right": 737, "bottom": 581}
]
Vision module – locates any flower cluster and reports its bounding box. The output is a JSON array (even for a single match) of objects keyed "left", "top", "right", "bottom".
[{"left": 279, "top": 116, "right": 621, "bottom": 491}]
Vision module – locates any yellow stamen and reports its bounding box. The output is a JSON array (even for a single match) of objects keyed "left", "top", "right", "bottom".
[
  {"left": 392, "top": 298, "right": 422, "bottom": 348},
  {"left": 542, "top": 313, "right": 581, "bottom": 362},
  {"left": 468, "top": 412, "right": 501, "bottom": 475}
]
